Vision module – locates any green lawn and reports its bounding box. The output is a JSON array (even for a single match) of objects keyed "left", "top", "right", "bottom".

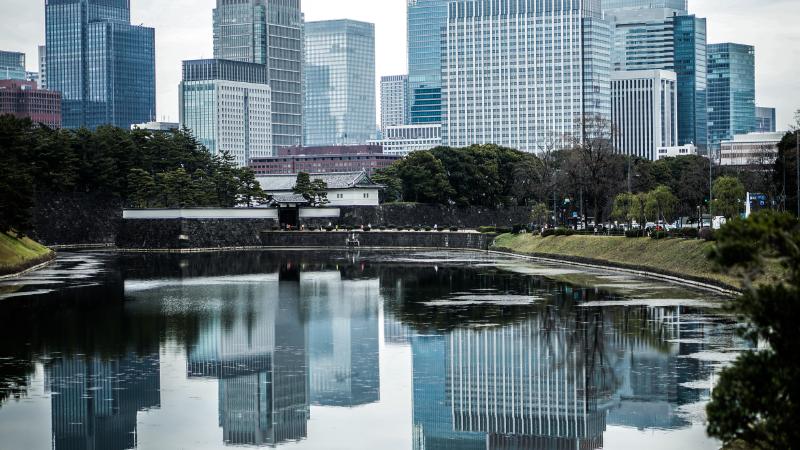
[
  {"left": 493, "top": 234, "right": 741, "bottom": 289},
  {"left": 0, "top": 232, "right": 55, "bottom": 276}
]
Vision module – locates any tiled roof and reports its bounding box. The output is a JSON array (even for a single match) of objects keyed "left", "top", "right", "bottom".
[
  {"left": 271, "top": 194, "right": 309, "bottom": 204},
  {"left": 257, "top": 171, "right": 380, "bottom": 191}
]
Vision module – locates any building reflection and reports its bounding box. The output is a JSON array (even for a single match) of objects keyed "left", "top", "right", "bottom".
[
  {"left": 305, "top": 271, "right": 380, "bottom": 407},
  {"left": 410, "top": 304, "right": 718, "bottom": 449},
  {"left": 186, "top": 269, "right": 309, "bottom": 447},
  {"left": 47, "top": 352, "right": 161, "bottom": 450}
]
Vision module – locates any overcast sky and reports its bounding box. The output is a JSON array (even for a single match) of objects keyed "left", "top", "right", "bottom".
[{"left": 2, "top": 0, "right": 798, "bottom": 128}]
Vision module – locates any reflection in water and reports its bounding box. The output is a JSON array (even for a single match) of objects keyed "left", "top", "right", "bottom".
[{"left": 0, "top": 250, "right": 740, "bottom": 450}]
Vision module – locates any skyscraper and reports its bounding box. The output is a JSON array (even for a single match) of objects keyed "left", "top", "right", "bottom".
[
  {"left": 756, "top": 106, "right": 777, "bottom": 133},
  {"left": 0, "top": 51, "right": 26, "bottom": 81},
  {"left": 602, "top": 0, "right": 687, "bottom": 13},
  {"left": 607, "top": 8, "right": 682, "bottom": 72},
  {"left": 380, "top": 75, "right": 409, "bottom": 129},
  {"left": 38, "top": 45, "right": 46, "bottom": 89},
  {"left": 179, "top": 59, "right": 273, "bottom": 167},
  {"left": 707, "top": 43, "right": 756, "bottom": 149},
  {"left": 673, "top": 14, "right": 708, "bottom": 151},
  {"left": 441, "top": 0, "right": 611, "bottom": 152},
  {"left": 611, "top": 70, "right": 678, "bottom": 161},
  {"left": 407, "top": 0, "right": 449, "bottom": 125},
  {"left": 213, "top": 0, "right": 304, "bottom": 153},
  {"left": 45, "top": 0, "right": 155, "bottom": 130},
  {"left": 304, "top": 20, "right": 376, "bottom": 147}
]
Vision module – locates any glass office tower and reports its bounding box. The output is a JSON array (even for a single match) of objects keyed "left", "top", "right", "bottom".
[
  {"left": 673, "top": 15, "right": 708, "bottom": 152},
  {"left": 304, "top": 20, "right": 376, "bottom": 147},
  {"left": 707, "top": 43, "right": 756, "bottom": 149},
  {"left": 602, "top": 0, "right": 687, "bottom": 13},
  {"left": 0, "top": 51, "right": 26, "bottom": 81},
  {"left": 213, "top": 0, "right": 304, "bottom": 153},
  {"left": 441, "top": 0, "right": 611, "bottom": 152},
  {"left": 756, "top": 106, "right": 777, "bottom": 133},
  {"left": 45, "top": 0, "right": 155, "bottom": 130},
  {"left": 407, "top": 0, "right": 449, "bottom": 125}
]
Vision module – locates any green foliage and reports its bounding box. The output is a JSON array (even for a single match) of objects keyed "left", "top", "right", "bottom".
[
  {"left": 394, "top": 151, "right": 454, "bottom": 204},
  {"left": 529, "top": 202, "right": 550, "bottom": 227},
  {"left": 0, "top": 115, "right": 267, "bottom": 233},
  {"left": 644, "top": 185, "right": 678, "bottom": 223},
  {"left": 712, "top": 176, "right": 746, "bottom": 219},
  {"left": 292, "top": 172, "right": 329, "bottom": 207},
  {"left": 706, "top": 211, "right": 800, "bottom": 448}
]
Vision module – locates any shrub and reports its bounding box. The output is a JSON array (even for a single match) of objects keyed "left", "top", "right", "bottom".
[
  {"left": 437, "top": 227, "right": 445, "bottom": 232},
  {"left": 541, "top": 228, "right": 556, "bottom": 237},
  {"left": 363, "top": 226, "right": 371, "bottom": 232},
  {"left": 271, "top": 226, "right": 280, "bottom": 231},
  {"left": 699, "top": 228, "right": 717, "bottom": 241},
  {"left": 424, "top": 226, "right": 432, "bottom": 231},
  {"left": 496, "top": 227, "right": 512, "bottom": 234},
  {"left": 306, "top": 226, "right": 317, "bottom": 231},
  {"left": 413, "top": 226, "right": 421, "bottom": 231},
  {"left": 625, "top": 229, "right": 644, "bottom": 238},
  {"left": 478, "top": 226, "right": 496, "bottom": 233},
  {"left": 325, "top": 226, "right": 334, "bottom": 232},
  {"left": 553, "top": 227, "right": 575, "bottom": 236},
  {"left": 346, "top": 226, "right": 354, "bottom": 231},
  {"left": 650, "top": 231, "right": 669, "bottom": 240},
  {"left": 450, "top": 226, "right": 459, "bottom": 232}
]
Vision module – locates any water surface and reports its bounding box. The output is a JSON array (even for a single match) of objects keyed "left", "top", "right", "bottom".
[{"left": 0, "top": 250, "right": 745, "bottom": 449}]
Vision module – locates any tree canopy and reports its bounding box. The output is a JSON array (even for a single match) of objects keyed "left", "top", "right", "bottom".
[
  {"left": 293, "top": 172, "right": 330, "bottom": 207},
  {"left": 0, "top": 114, "right": 267, "bottom": 234}
]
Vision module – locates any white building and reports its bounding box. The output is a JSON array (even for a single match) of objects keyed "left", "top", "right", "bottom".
[
  {"left": 368, "top": 124, "right": 442, "bottom": 156},
  {"left": 257, "top": 171, "right": 382, "bottom": 207},
  {"left": 441, "top": 0, "right": 611, "bottom": 153},
  {"left": 179, "top": 59, "right": 272, "bottom": 167},
  {"left": 719, "top": 132, "right": 784, "bottom": 166},
  {"left": 131, "top": 121, "right": 180, "bottom": 132},
  {"left": 655, "top": 144, "right": 697, "bottom": 160},
  {"left": 612, "top": 70, "right": 678, "bottom": 160},
  {"left": 37, "top": 45, "right": 46, "bottom": 90},
  {"left": 380, "top": 75, "right": 409, "bottom": 130}
]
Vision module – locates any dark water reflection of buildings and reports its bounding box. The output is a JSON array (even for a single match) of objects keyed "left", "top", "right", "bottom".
[{"left": 0, "top": 251, "right": 734, "bottom": 449}]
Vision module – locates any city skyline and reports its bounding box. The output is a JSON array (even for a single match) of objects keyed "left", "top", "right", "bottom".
[{"left": 1, "top": 0, "right": 797, "bottom": 131}]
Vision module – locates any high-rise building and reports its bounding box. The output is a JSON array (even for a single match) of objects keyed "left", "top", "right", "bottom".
[
  {"left": 45, "top": 0, "right": 155, "bottom": 130},
  {"left": 707, "top": 43, "right": 756, "bottom": 149},
  {"left": 756, "top": 106, "right": 777, "bottom": 133},
  {"left": 380, "top": 75, "right": 409, "bottom": 129},
  {"left": 441, "top": 0, "right": 611, "bottom": 152},
  {"left": 407, "top": 0, "right": 449, "bottom": 125},
  {"left": 368, "top": 124, "right": 442, "bottom": 156},
  {"left": 37, "top": 45, "right": 46, "bottom": 89},
  {"left": 213, "top": 0, "right": 304, "bottom": 153},
  {"left": 607, "top": 8, "right": 681, "bottom": 72},
  {"left": 0, "top": 51, "right": 26, "bottom": 81},
  {"left": 611, "top": 70, "right": 678, "bottom": 161},
  {"left": 0, "top": 79, "right": 62, "bottom": 128},
  {"left": 179, "top": 59, "right": 272, "bottom": 167},
  {"left": 602, "top": 0, "right": 687, "bottom": 13},
  {"left": 673, "top": 15, "right": 708, "bottom": 152},
  {"left": 303, "top": 20, "right": 376, "bottom": 147}
]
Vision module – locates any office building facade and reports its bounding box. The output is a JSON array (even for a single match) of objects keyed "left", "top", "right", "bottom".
[
  {"left": 213, "top": 0, "right": 304, "bottom": 153},
  {"left": 612, "top": 70, "right": 678, "bottom": 161},
  {"left": 0, "top": 79, "right": 62, "bottom": 128},
  {"left": 602, "top": 0, "right": 687, "bottom": 13},
  {"left": 368, "top": 124, "right": 441, "bottom": 156},
  {"left": 304, "top": 20, "right": 376, "bottom": 147},
  {"left": 441, "top": 0, "right": 611, "bottom": 153},
  {"left": 380, "top": 75, "right": 409, "bottom": 129},
  {"left": 38, "top": 45, "right": 47, "bottom": 89},
  {"left": 179, "top": 59, "right": 272, "bottom": 167},
  {"left": 607, "top": 8, "right": 680, "bottom": 72},
  {"left": 45, "top": 0, "right": 155, "bottom": 130},
  {"left": 707, "top": 43, "right": 756, "bottom": 149},
  {"left": 407, "top": 0, "right": 449, "bottom": 124},
  {"left": 249, "top": 145, "right": 400, "bottom": 175},
  {"left": 0, "top": 51, "right": 26, "bottom": 81},
  {"left": 673, "top": 15, "right": 708, "bottom": 152},
  {"left": 755, "top": 106, "right": 776, "bottom": 133},
  {"left": 719, "top": 132, "right": 782, "bottom": 167}
]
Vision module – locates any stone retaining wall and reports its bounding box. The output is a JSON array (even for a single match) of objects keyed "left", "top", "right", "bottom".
[
  {"left": 118, "top": 219, "right": 276, "bottom": 249},
  {"left": 305, "top": 204, "right": 531, "bottom": 229},
  {"left": 260, "top": 231, "right": 495, "bottom": 250}
]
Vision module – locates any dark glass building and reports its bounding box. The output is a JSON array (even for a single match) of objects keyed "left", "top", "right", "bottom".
[
  {"left": 707, "top": 43, "right": 756, "bottom": 149},
  {"left": 213, "top": 0, "right": 304, "bottom": 153},
  {"left": 45, "top": 0, "right": 155, "bottom": 130},
  {"left": 0, "top": 50, "right": 26, "bottom": 81},
  {"left": 407, "top": 0, "right": 449, "bottom": 125},
  {"left": 673, "top": 15, "right": 708, "bottom": 152}
]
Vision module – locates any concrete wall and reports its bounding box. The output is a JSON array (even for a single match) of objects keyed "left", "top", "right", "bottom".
[{"left": 123, "top": 208, "right": 280, "bottom": 220}]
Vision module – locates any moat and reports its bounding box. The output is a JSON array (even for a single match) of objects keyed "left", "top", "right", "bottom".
[{"left": 0, "top": 250, "right": 745, "bottom": 449}]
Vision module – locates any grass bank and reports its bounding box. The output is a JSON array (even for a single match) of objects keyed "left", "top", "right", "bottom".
[
  {"left": 0, "top": 232, "right": 55, "bottom": 277},
  {"left": 492, "top": 234, "right": 741, "bottom": 290}
]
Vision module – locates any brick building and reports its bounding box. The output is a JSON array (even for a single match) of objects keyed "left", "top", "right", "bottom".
[
  {"left": 0, "top": 80, "right": 61, "bottom": 128},
  {"left": 249, "top": 145, "right": 400, "bottom": 176}
]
